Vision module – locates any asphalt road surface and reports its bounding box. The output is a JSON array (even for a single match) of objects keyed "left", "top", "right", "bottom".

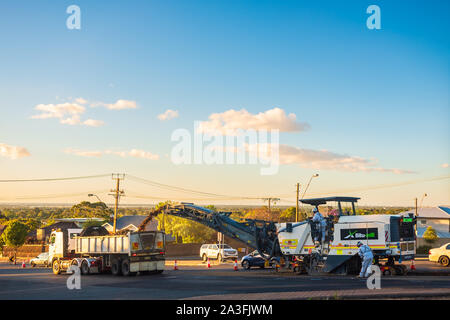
[{"left": 0, "top": 260, "right": 449, "bottom": 300}]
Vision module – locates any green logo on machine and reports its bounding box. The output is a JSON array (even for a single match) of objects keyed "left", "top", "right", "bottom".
[{"left": 341, "top": 228, "right": 378, "bottom": 240}]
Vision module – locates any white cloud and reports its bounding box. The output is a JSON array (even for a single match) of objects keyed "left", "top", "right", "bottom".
[
  {"left": 442, "top": 163, "right": 449, "bottom": 168},
  {"left": 83, "top": 119, "right": 105, "bottom": 127},
  {"left": 273, "top": 144, "right": 416, "bottom": 174},
  {"left": 64, "top": 148, "right": 103, "bottom": 157},
  {"left": 198, "top": 107, "right": 309, "bottom": 135},
  {"left": 221, "top": 142, "right": 415, "bottom": 174},
  {"left": 66, "top": 148, "right": 159, "bottom": 160},
  {"left": 128, "top": 149, "right": 159, "bottom": 160},
  {"left": 0, "top": 143, "right": 31, "bottom": 159},
  {"left": 158, "top": 109, "right": 179, "bottom": 121},
  {"left": 31, "top": 103, "right": 85, "bottom": 120},
  {"left": 92, "top": 99, "right": 137, "bottom": 110},
  {"left": 75, "top": 97, "right": 88, "bottom": 104},
  {"left": 31, "top": 102, "right": 104, "bottom": 127}
]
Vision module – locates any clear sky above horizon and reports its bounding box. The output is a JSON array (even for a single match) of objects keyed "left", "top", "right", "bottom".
[{"left": 0, "top": 0, "right": 448, "bottom": 207}]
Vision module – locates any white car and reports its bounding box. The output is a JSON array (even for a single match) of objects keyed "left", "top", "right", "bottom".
[
  {"left": 428, "top": 243, "right": 450, "bottom": 267},
  {"left": 30, "top": 252, "right": 49, "bottom": 267},
  {"left": 200, "top": 244, "right": 238, "bottom": 262}
]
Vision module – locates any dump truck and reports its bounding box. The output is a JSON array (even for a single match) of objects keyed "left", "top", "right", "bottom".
[{"left": 48, "top": 227, "right": 166, "bottom": 276}]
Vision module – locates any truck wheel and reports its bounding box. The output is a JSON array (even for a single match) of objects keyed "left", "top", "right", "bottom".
[
  {"left": 81, "top": 261, "right": 89, "bottom": 275},
  {"left": 52, "top": 260, "right": 61, "bottom": 275},
  {"left": 382, "top": 268, "right": 392, "bottom": 276},
  {"left": 111, "top": 259, "right": 122, "bottom": 276},
  {"left": 121, "top": 259, "right": 135, "bottom": 276},
  {"left": 202, "top": 254, "right": 207, "bottom": 262},
  {"left": 440, "top": 256, "right": 450, "bottom": 267}
]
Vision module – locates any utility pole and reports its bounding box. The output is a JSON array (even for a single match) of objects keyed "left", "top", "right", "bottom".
[
  {"left": 262, "top": 197, "right": 280, "bottom": 221},
  {"left": 296, "top": 183, "right": 300, "bottom": 222},
  {"left": 415, "top": 197, "right": 418, "bottom": 217},
  {"left": 414, "top": 197, "right": 419, "bottom": 249},
  {"left": 109, "top": 173, "right": 125, "bottom": 234}
]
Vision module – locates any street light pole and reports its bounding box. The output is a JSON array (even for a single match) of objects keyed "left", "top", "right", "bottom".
[
  {"left": 88, "top": 193, "right": 114, "bottom": 223},
  {"left": 301, "top": 173, "right": 319, "bottom": 200}
]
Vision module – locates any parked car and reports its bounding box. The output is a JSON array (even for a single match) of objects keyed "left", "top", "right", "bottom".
[
  {"left": 241, "top": 250, "right": 280, "bottom": 270},
  {"left": 241, "top": 250, "right": 266, "bottom": 269},
  {"left": 429, "top": 243, "right": 450, "bottom": 267},
  {"left": 30, "top": 252, "right": 49, "bottom": 268},
  {"left": 200, "top": 244, "right": 238, "bottom": 261}
]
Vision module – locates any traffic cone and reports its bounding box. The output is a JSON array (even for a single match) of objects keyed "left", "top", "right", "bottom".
[
  {"left": 410, "top": 259, "right": 416, "bottom": 271},
  {"left": 22, "top": 261, "right": 26, "bottom": 268},
  {"left": 233, "top": 259, "right": 238, "bottom": 271},
  {"left": 173, "top": 260, "right": 178, "bottom": 270},
  {"left": 207, "top": 258, "right": 211, "bottom": 269}
]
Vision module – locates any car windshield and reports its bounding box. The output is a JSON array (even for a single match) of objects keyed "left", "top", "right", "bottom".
[{"left": 217, "top": 244, "right": 232, "bottom": 249}]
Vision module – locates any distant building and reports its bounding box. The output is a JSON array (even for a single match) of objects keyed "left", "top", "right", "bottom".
[
  {"left": 102, "top": 215, "right": 157, "bottom": 232},
  {"left": 27, "top": 221, "right": 80, "bottom": 244},
  {"left": 54, "top": 218, "right": 104, "bottom": 228},
  {"left": 401, "top": 206, "right": 450, "bottom": 247}
]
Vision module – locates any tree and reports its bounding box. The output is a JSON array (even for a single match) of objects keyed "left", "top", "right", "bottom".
[
  {"left": 423, "top": 226, "right": 438, "bottom": 244},
  {"left": 70, "top": 201, "right": 112, "bottom": 220},
  {"left": 280, "top": 207, "right": 296, "bottom": 222},
  {"left": 24, "top": 218, "right": 41, "bottom": 232},
  {"left": 1, "top": 220, "right": 29, "bottom": 264},
  {"left": 154, "top": 201, "right": 216, "bottom": 243}
]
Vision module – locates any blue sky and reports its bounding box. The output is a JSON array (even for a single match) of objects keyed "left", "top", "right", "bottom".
[{"left": 0, "top": 0, "right": 448, "bottom": 206}]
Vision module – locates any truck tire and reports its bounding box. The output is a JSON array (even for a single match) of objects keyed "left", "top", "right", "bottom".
[
  {"left": 121, "top": 259, "right": 135, "bottom": 276},
  {"left": 52, "top": 260, "right": 61, "bottom": 275},
  {"left": 111, "top": 259, "right": 122, "bottom": 276},
  {"left": 81, "top": 261, "right": 89, "bottom": 275},
  {"left": 202, "top": 254, "right": 207, "bottom": 262}
]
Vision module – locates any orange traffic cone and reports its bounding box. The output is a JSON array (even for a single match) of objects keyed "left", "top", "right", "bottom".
[
  {"left": 174, "top": 260, "right": 178, "bottom": 270},
  {"left": 22, "top": 261, "right": 26, "bottom": 268},
  {"left": 207, "top": 258, "right": 211, "bottom": 269},
  {"left": 233, "top": 259, "right": 238, "bottom": 271},
  {"left": 410, "top": 259, "right": 416, "bottom": 271}
]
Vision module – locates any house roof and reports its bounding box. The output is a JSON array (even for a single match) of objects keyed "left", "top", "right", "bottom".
[
  {"left": 27, "top": 221, "right": 79, "bottom": 238},
  {"left": 402, "top": 206, "right": 450, "bottom": 219},
  {"left": 103, "top": 215, "right": 158, "bottom": 231}
]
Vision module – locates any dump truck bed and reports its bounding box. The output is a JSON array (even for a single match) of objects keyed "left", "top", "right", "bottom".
[{"left": 76, "top": 234, "right": 130, "bottom": 255}]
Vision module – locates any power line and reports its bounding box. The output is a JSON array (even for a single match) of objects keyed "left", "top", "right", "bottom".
[
  {"left": 0, "top": 174, "right": 110, "bottom": 183},
  {"left": 127, "top": 174, "right": 262, "bottom": 200},
  {"left": 0, "top": 189, "right": 110, "bottom": 201}
]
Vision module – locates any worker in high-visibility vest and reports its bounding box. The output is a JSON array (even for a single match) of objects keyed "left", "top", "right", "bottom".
[
  {"left": 312, "top": 208, "right": 326, "bottom": 243},
  {"left": 357, "top": 241, "right": 374, "bottom": 278}
]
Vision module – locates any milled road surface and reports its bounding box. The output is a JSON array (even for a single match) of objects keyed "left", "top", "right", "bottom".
[{"left": 0, "top": 260, "right": 449, "bottom": 300}]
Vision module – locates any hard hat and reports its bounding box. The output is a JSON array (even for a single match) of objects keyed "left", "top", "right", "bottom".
[{"left": 357, "top": 241, "right": 363, "bottom": 247}]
